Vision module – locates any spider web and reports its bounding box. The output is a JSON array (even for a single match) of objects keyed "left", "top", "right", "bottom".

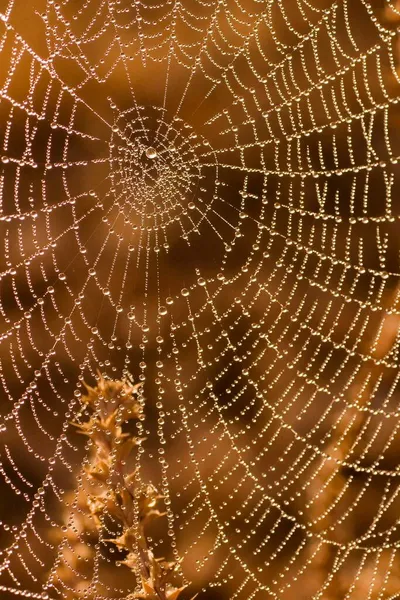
[{"left": 1, "top": 0, "right": 400, "bottom": 598}]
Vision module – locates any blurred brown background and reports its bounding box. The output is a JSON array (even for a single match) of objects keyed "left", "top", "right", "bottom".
[{"left": 1, "top": 0, "right": 400, "bottom": 598}]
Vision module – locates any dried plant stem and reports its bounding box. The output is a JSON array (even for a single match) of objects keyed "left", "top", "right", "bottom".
[{"left": 48, "top": 375, "right": 188, "bottom": 600}]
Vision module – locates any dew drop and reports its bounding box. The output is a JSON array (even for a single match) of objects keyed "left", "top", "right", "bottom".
[{"left": 145, "top": 147, "right": 157, "bottom": 159}]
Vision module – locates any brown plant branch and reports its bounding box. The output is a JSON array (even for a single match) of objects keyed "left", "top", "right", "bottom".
[
  {"left": 48, "top": 374, "right": 189, "bottom": 600},
  {"left": 307, "top": 286, "right": 400, "bottom": 599}
]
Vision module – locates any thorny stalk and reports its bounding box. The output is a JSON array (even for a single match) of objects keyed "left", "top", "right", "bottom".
[{"left": 48, "top": 374, "right": 189, "bottom": 600}]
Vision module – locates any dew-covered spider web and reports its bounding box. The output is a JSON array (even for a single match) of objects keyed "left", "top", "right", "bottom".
[{"left": 2, "top": 0, "right": 400, "bottom": 598}]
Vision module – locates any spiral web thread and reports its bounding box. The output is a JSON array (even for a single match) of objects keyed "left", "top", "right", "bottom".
[{"left": 1, "top": 0, "right": 400, "bottom": 598}]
